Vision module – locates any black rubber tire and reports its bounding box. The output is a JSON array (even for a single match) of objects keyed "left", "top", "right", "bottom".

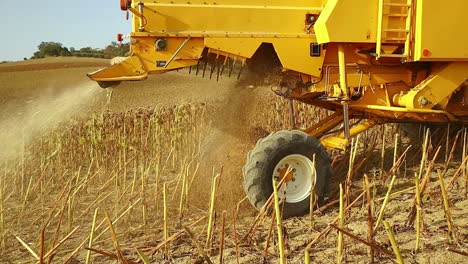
[{"left": 242, "top": 130, "right": 332, "bottom": 218}]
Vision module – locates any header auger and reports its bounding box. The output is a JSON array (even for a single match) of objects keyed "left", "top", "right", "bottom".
[{"left": 88, "top": 0, "right": 468, "bottom": 216}]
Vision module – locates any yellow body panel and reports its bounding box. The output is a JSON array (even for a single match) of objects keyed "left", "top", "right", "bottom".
[
  {"left": 132, "top": 1, "right": 323, "bottom": 36},
  {"left": 315, "top": 0, "right": 377, "bottom": 44},
  {"left": 414, "top": 0, "right": 468, "bottom": 61},
  {"left": 271, "top": 39, "right": 325, "bottom": 77}
]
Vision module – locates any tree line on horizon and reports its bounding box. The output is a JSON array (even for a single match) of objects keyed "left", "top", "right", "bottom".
[{"left": 29, "top": 41, "right": 130, "bottom": 60}]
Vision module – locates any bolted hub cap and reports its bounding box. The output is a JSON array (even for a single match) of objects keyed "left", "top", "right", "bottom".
[{"left": 273, "top": 154, "right": 316, "bottom": 203}]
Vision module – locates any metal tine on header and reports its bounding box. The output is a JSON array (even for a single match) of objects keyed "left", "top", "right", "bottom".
[
  {"left": 237, "top": 61, "right": 245, "bottom": 80},
  {"left": 228, "top": 58, "right": 236, "bottom": 78},
  {"left": 190, "top": 53, "right": 244, "bottom": 80},
  {"left": 195, "top": 59, "right": 201, "bottom": 76},
  {"left": 216, "top": 55, "right": 222, "bottom": 81},
  {"left": 209, "top": 54, "right": 217, "bottom": 80},
  {"left": 202, "top": 56, "right": 208, "bottom": 78},
  {"left": 216, "top": 61, "right": 221, "bottom": 81},
  {"left": 219, "top": 56, "right": 228, "bottom": 79}
]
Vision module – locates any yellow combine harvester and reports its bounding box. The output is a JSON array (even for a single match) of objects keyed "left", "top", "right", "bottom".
[{"left": 89, "top": 0, "right": 468, "bottom": 216}]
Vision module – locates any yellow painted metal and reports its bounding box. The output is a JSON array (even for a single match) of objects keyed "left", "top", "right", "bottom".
[
  {"left": 376, "top": 0, "right": 384, "bottom": 57},
  {"left": 340, "top": 120, "right": 377, "bottom": 138},
  {"left": 128, "top": 7, "right": 143, "bottom": 18},
  {"left": 337, "top": 44, "right": 349, "bottom": 99},
  {"left": 393, "top": 62, "right": 468, "bottom": 109},
  {"left": 414, "top": 0, "right": 468, "bottom": 61},
  {"left": 320, "top": 120, "right": 376, "bottom": 150},
  {"left": 304, "top": 110, "right": 345, "bottom": 138},
  {"left": 132, "top": 1, "right": 323, "bottom": 36},
  {"left": 89, "top": 37, "right": 204, "bottom": 81},
  {"left": 403, "top": 0, "right": 412, "bottom": 58},
  {"left": 376, "top": 0, "right": 413, "bottom": 59},
  {"left": 87, "top": 55, "right": 148, "bottom": 82},
  {"left": 315, "top": 0, "right": 378, "bottom": 44},
  {"left": 204, "top": 38, "right": 260, "bottom": 59},
  {"left": 351, "top": 104, "right": 457, "bottom": 122},
  {"left": 273, "top": 39, "right": 326, "bottom": 77},
  {"left": 320, "top": 136, "right": 348, "bottom": 151}
]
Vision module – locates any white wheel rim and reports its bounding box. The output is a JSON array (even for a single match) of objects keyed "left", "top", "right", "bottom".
[{"left": 273, "top": 154, "right": 316, "bottom": 203}]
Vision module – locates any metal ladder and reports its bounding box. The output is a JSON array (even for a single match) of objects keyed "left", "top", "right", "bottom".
[{"left": 376, "top": 0, "right": 413, "bottom": 59}]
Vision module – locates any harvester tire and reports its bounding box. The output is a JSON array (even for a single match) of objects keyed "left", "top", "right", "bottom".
[{"left": 242, "top": 130, "right": 332, "bottom": 218}]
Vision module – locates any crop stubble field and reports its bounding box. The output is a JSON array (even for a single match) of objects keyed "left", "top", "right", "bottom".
[{"left": 0, "top": 58, "right": 467, "bottom": 263}]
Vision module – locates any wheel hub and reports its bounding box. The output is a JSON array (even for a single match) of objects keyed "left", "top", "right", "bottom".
[{"left": 273, "top": 154, "right": 316, "bottom": 203}]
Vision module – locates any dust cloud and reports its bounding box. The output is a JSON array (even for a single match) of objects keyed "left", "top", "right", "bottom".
[
  {"left": 0, "top": 82, "right": 104, "bottom": 161},
  {"left": 190, "top": 83, "right": 270, "bottom": 212}
]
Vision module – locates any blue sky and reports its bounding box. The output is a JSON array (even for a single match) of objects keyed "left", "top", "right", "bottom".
[{"left": 0, "top": 1, "right": 129, "bottom": 61}]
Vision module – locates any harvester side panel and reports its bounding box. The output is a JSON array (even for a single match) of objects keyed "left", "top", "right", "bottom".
[
  {"left": 132, "top": 1, "right": 322, "bottom": 36},
  {"left": 414, "top": 0, "right": 468, "bottom": 61},
  {"left": 314, "top": 0, "right": 378, "bottom": 44}
]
